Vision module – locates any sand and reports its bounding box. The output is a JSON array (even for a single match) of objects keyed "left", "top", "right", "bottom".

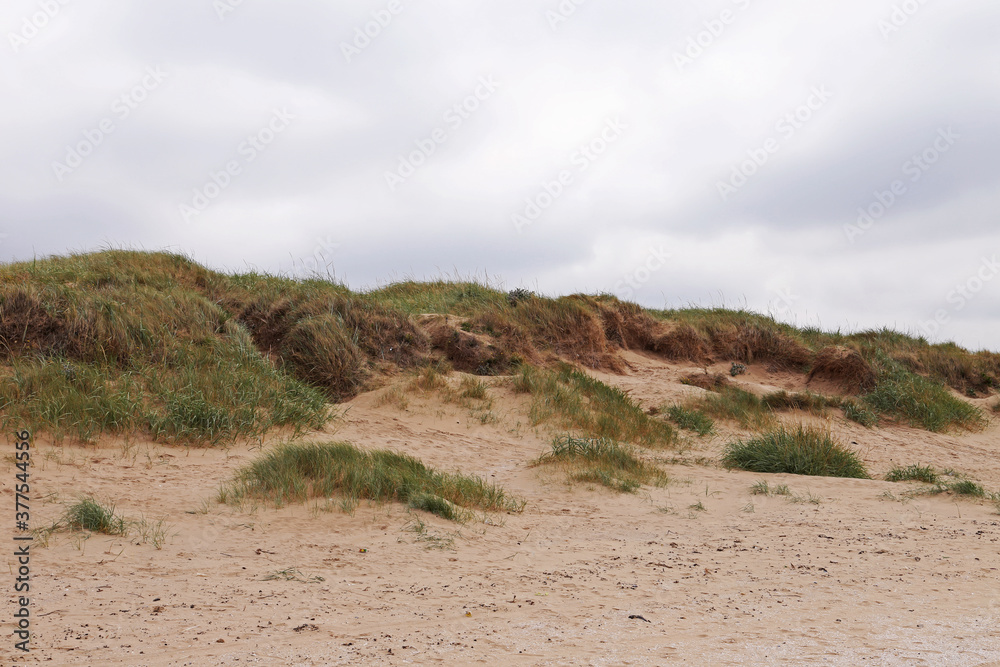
[{"left": 5, "top": 352, "right": 1000, "bottom": 665}]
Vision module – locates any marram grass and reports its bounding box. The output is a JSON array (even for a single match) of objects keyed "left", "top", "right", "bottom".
[
  {"left": 219, "top": 441, "right": 525, "bottom": 520},
  {"left": 722, "top": 426, "right": 869, "bottom": 479}
]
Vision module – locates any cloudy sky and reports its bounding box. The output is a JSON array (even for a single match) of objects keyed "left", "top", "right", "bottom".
[{"left": 3, "top": 1, "right": 999, "bottom": 350}]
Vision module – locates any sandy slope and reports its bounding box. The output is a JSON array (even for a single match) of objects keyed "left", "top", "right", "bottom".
[{"left": 4, "top": 353, "right": 1000, "bottom": 666}]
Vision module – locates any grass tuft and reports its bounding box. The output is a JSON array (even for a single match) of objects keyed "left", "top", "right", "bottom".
[
  {"left": 535, "top": 435, "right": 668, "bottom": 493},
  {"left": 219, "top": 441, "right": 524, "bottom": 520},
  {"left": 514, "top": 364, "right": 674, "bottom": 448},
  {"left": 885, "top": 465, "right": 939, "bottom": 484},
  {"left": 722, "top": 425, "right": 869, "bottom": 479},
  {"left": 664, "top": 405, "right": 714, "bottom": 436},
  {"left": 65, "top": 497, "right": 127, "bottom": 535}
]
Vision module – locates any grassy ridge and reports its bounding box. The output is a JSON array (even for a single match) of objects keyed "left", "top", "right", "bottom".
[{"left": 1, "top": 250, "right": 996, "bottom": 444}]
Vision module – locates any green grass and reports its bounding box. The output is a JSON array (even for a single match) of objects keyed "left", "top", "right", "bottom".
[
  {"left": 65, "top": 497, "right": 127, "bottom": 535},
  {"left": 860, "top": 351, "right": 986, "bottom": 432},
  {"left": 722, "top": 426, "right": 869, "bottom": 479},
  {"left": 696, "top": 386, "right": 775, "bottom": 430},
  {"left": 749, "top": 480, "right": 791, "bottom": 496},
  {"left": 761, "top": 390, "right": 841, "bottom": 415},
  {"left": 534, "top": 435, "right": 668, "bottom": 493},
  {"left": 408, "top": 492, "right": 471, "bottom": 522},
  {"left": 941, "top": 480, "right": 986, "bottom": 497},
  {"left": 3, "top": 250, "right": 999, "bottom": 446},
  {"left": 842, "top": 399, "right": 879, "bottom": 428},
  {"left": 219, "top": 441, "right": 524, "bottom": 520},
  {"left": 886, "top": 465, "right": 939, "bottom": 484},
  {"left": 514, "top": 363, "right": 675, "bottom": 448},
  {"left": 664, "top": 405, "right": 714, "bottom": 436}
]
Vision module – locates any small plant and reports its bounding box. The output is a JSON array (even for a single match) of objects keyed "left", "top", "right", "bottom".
[
  {"left": 886, "top": 465, "right": 938, "bottom": 484},
  {"left": 534, "top": 435, "right": 668, "bottom": 494},
  {"left": 65, "top": 497, "right": 127, "bottom": 536},
  {"left": 750, "top": 480, "right": 791, "bottom": 497},
  {"left": 664, "top": 405, "right": 714, "bottom": 436},
  {"left": 459, "top": 376, "right": 489, "bottom": 401},
  {"left": 408, "top": 493, "right": 470, "bottom": 522},
  {"left": 688, "top": 501, "right": 707, "bottom": 512},
  {"left": 506, "top": 288, "right": 534, "bottom": 306},
  {"left": 947, "top": 480, "right": 986, "bottom": 497},
  {"left": 842, "top": 400, "right": 878, "bottom": 428},
  {"left": 263, "top": 568, "right": 325, "bottom": 584},
  {"left": 730, "top": 363, "right": 747, "bottom": 377},
  {"left": 696, "top": 386, "right": 775, "bottom": 430},
  {"left": 722, "top": 425, "right": 869, "bottom": 479}
]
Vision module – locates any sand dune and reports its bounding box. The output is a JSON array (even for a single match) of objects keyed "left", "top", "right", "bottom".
[{"left": 7, "top": 352, "right": 1000, "bottom": 665}]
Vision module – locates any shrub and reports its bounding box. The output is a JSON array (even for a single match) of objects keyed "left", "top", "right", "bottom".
[
  {"left": 722, "top": 425, "right": 869, "bottom": 479},
  {"left": 842, "top": 399, "right": 878, "bottom": 428}
]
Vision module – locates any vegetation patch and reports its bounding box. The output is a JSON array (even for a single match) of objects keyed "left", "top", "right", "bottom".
[
  {"left": 722, "top": 426, "right": 869, "bottom": 479},
  {"left": 761, "top": 390, "right": 840, "bottom": 415},
  {"left": 842, "top": 399, "right": 878, "bottom": 428},
  {"left": 65, "top": 497, "right": 128, "bottom": 535},
  {"left": 696, "top": 386, "right": 775, "bottom": 430},
  {"left": 663, "top": 405, "right": 714, "bottom": 436},
  {"left": 534, "top": 435, "right": 668, "bottom": 493},
  {"left": 219, "top": 441, "right": 524, "bottom": 520},
  {"left": 860, "top": 351, "right": 986, "bottom": 432},
  {"left": 514, "top": 363, "right": 674, "bottom": 448},
  {"left": 886, "top": 465, "right": 939, "bottom": 484}
]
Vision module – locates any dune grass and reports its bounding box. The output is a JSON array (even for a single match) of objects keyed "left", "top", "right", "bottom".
[
  {"left": 534, "top": 435, "right": 668, "bottom": 493},
  {"left": 514, "top": 363, "right": 674, "bottom": 448},
  {"left": 65, "top": 497, "right": 128, "bottom": 535},
  {"left": 663, "top": 405, "right": 715, "bottom": 436},
  {"left": 722, "top": 425, "right": 869, "bottom": 479},
  {"left": 842, "top": 399, "right": 879, "bottom": 428},
  {"left": 886, "top": 464, "right": 939, "bottom": 484},
  {"left": 2, "top": 250, "right": 998, "bottom": 446},
  {"left": 219, "top": 441, "right": 524, "bottom": 520},
  {"left": 860, "top": 352, "right": 986, "bottom": 432},
  {"left": 695, "top": 386, "right": 776, "bottom": 430}
]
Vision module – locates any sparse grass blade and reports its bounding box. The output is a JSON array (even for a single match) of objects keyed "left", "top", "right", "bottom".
[
  {"left": 65, "top": 497, "right": 127, "bottom": 535},
  {"left": 664, "top": 405, "right": 714, "bottom": 436},
  {"left": 534, "top": 435, "right": 668, "bottom": 493},
  {"left": 886, "top": 465, "right": 938, "bottom": 484}
]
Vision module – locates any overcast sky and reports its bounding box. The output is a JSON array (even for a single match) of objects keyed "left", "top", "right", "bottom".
[{"left": 3, "top": 1, "right": 999, "bottom": 350}]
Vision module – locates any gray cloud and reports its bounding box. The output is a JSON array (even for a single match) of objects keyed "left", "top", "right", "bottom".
[{"left": 2, "top": 0, "right": 999, "bottom": 350}]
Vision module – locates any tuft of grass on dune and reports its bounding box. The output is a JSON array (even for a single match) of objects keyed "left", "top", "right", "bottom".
[
  {"left": 65, "top": 497, "right": 128, "bottom": 535},
  {"left": 696, "top": 385, "right": 776, "bottom": 430},
  {"left": 513, "top": 363, "right": 675, "bottom": 448},
  {"left": 860, "top": 351, "right": 986, "bottom": 433},
  {"left": 219, "top": 441, "right": 525, "bottom": 520},
  {"left": 722, "top": 425, "right": 869, "bottom": 479},
  {"left": 663, "top": 405, "right": 715, "bottom": 436},
  {"left": 534, "top": 435, "right": 668, "bottom": 493},
  {"left": 886, "top": 464, "right": 939, "bottom": 484}
]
